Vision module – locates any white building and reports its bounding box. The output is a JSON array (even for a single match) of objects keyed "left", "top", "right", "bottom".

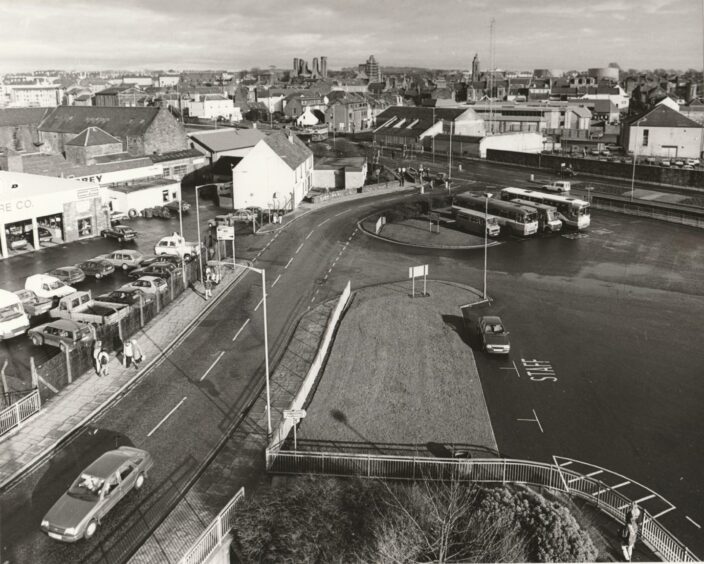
[
  {"left": 313, "top": 157, "right": 367, "bottom": 190},
  {"left": 231, "top": 131, "right": 313, "bottom": 211},
  {"left": 104, "top": 178, "right": 181, "bottom": 216},
  {"left": 622, "top": 104, "right": 704, "bottom": 159},
  {"left": 295, "top": 107, "right": 323, "bottom": 127},
  {"left": 121, "top": 76, "right": 154, "bottom": 87},
  {"left": 189, "top": 128, "right": 267, "bottom": 164},
  {"left": 158, "top": 75, "right": 181, "bottom": 88},
  {"left": 9, "top": 85, "right": 64, "bottom": 108},
  {"left": 185, "top": 94, "right": 239, "bottom": 121}
]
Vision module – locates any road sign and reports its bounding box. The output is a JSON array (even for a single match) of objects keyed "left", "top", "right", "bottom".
[
  {"left": 429, "top": 212, "right": 440, "bottom": 221},
  {"left": 216, "top": 225, "right": 234, "bottom": 241},
  {"left": 284, "top": 409, "right": 307, "bottom": 420},
  {"left": 408, "top": 264, "right": 428, "bottom": 278}
]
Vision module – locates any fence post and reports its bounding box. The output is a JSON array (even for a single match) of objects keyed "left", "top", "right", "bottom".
[
  {"left": 30, "top": 357, "right": 38, "bottom": 390},
  {"left": 65, "top": 347, "right": 72, "bottom": 384},
  {"left": 169, "top": 276, "right": 174, "bottom": 301},
  {"left": 14, "top": 402, "right": 21, "bottom": 428},
  {"left": 139, "top": 295, "right": 144, "bottom": 327},
  {"left": 0, "top": 359, "right": 8, "bottom": 396}
]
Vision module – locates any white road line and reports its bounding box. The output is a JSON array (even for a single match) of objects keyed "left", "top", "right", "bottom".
[
  {"left": 310, "top": 296, "right": 316, "bottom": 302},
  {"left": 323, "top": 274, "right": 328, "bottom": 280},
  {"left": 318, "top": 218, "right": 329, "bottom": 227},
  {"left": 284, "top": 257, "right": 293, "bottom": 269},
  {"left": 499, "top": 361, "right": 520, "bottom": 377},
  {"left": 327, "top": 268, "right": 332, "bottom": 274},
  {"left": 272, "top": 274, "right": 281, "bottom": 287},
  {"left": 147, "top": 397, "right": 187, "bottom": 437},
  {"left": 200, "top": 351, "right": 225, "bottom": 382},
  {"left": 306, "top": 230, "right": 314, "bottom": 239},
  {"left": 254, "top": 295, "right": 265, "bottom": 311},
  {"left": 232, "top": 318, "right": 250, "bottom": 342},
  {"left": 334, "top": 209, "right": 351, "bottom": 217},
  {"left": 533, "top": 409, "right": 544, "bottom": 433},
  {"left": 686, "top": 516, "right": 702, "bottom": 529},
  {"left": 295, "top": 243, "right": 304, "bottom": 254}
]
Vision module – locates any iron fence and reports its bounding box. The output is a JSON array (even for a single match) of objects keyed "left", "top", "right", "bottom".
[{"left": 0, "top": 389, "right": 41, "bottom": 437}]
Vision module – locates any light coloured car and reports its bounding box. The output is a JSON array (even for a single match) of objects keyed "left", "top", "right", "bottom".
[
  {"left": 120, "top": 276, "right": 168, "bottom": 296},
  {"left": 13, "top": 289, "right": 53, "bottom": 317},
  {"left": 685, "top": 158, "right": 700, "bottom": 167},
  {"left": 41, "top": 446, "right": 153, "bottom": 542},
  {"left": 28, "top": 319, "right": 94, "bottom": 351},
  {"left": 97, "top": 250, "right": 145, "bottom": 271}
]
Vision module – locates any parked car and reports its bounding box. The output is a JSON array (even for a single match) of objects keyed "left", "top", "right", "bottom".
[
  {"left": 28, "top": 319, "right": 94, "bottom": 351},
  {"left": 645, "top": 157, "right": 657, "bottom": 165},
  {"left": 100, "top": 224, "right": 137, "bottom": 243},
  {"left": 48, "top": 266, "right": 86, "bottom": 286},
  {"left": 25, "top": 274, "right": 76, "bottom": 301},
  {"left": 96, "top": 289, "right": 154, "bottom": 307},
  {"left": 162, "top": 200, "right": 191, "bottom": 213},
  {"left": 37, "top": 226, "right": 53, "bottom": 243},
  {"left": 686, "top": 158, "right": 700, "bottom": 167},
  {"left": 96, "top": 250, "right": 145, "bottom": 271},
  {"left": 682, "top": 165, "right": 694, "bottom": 170},
  {"left": 120, "top": 276, "right": 168, "bottom": 296},
  {"left": 154, "top": 234, "right": 199, "bottom": 262},
  {"left": 661, "top": 159, "right": 671, "bottom": 167},
  {"left": 13, "top": 289, "right": 53, "bottom": 317},
  {"left": 109, "top": 211, "right": 129, "bottom": 224},
  {"left": 232, "top": 209, "right": 255, "bottom": 222},
  {"left": 477, "top": 315, "right": 511, "bottom": 355},
  {"left": 128, "top": 262, "right": 179, "bottom": 280},
  {"left": 673, "top": 159, "right": 685, "bottom": 167},
  {"left": 41, "top": 446, "right": 154, "bottom": 542},
  {"left": 77, "top": 259, "right": 115, "bottom": 279}
]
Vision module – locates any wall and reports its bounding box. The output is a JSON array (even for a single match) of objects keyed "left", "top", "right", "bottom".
[
  {"left": 143, "top": 108, "right": 189, "bottom": 156},
  {"left": 232, "top": 142, "right": 293, "bottom": 209},
  {"left": 65, "top": 141, "right": 123, "bottom": 165},
  {"left": 625, "top": 125, "right": 703, "bottom": 159},
  {"left": 479, "top": 132, "right": 543, "bottom": 158}
]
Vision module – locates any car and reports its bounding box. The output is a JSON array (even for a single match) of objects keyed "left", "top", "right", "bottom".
[
  {"left": 162, "top": 200, "right": 191, "bottom": 213},
  {"left": 600, "top": 150, "right": 611, "bottom": 156},
  {"left": 109, "top": 211, "right": 129, "bottom": 224},
  {"left": 120, "top": 276, "right": 168, "bottom": 296},
  {"left": 28, "top": 319, "right": 94, "bottom": 351},
  {"left": 245, "top": 206, "right": 263, "bottom": 216},
  {"left": 37, "top": 226, "right": 53, "bottom": 243},
  {"left": 685, "top": 158, "right": 700, "bottom": 167},
  {"left": 682, "top": 165, "right": 694, "bottom": 170},
  {"left": 76, "top": 259, "right": 115, "bottom": 279},
  {"left": 128, "top": 262, "right": 179, "bottom": 280},
  {"left": 477, "top": 315, "right": 511, "bottom": 355},
  {"left": 96, "top": 289, "right": 154, "bottom": 307},
  {"left": 673, "top": 160, "right": 684, "bottom": 167},
  {"left": 48, "top": 266, "right": 86, "bottom": 285},
  {"left": 41, "top": 446, "right": 153, "bottom": 542},
  {"left": 13, "top": 289, "right": 53, "bottom": 317},
  {"left": 97, "top": 250, "right": 145, "bottom": 271},
  {"left": 590, "top": 149, "right": 600, "bottom": 156},
  {"left": 232, "top": 209, "right": 255, "bottom": 222},
  {"left": 660, "top": 160, "right": 671, "bottom": 167},
  {"left": 100, "top": 224, "right": 137, "bottom": 243},
  {"left": 645, "top": 157, "right": 657, "bottom": 165}
]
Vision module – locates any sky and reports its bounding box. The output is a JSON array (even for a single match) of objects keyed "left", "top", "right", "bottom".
[{"left": 0, "top": 0, "right": 702, "bottom": 73}]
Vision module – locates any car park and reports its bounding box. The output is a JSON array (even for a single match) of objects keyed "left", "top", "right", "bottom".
[
  {"left": 41, "top": 446, "right": 153, "bottom": 542},
  {"left": 120, "top": 276, "right": 168, "bottom": 296},
  {"left": 100, "top": 224, "right": 137, "bottom": 243},
  {"left": 48, "top": 266, "right": 86, "bottom": 286},
  {"left": 97, "top": 250, "right": 144, "bottom": 271},
  {"left": 96, "top": 289, "right": 154, "bottom": 307},
  {"left": 477, "top": 315, "right": 511, "bottom": 355},
  {"left": 13, "top": 289, "right": 53, "bottom": 317},
  {"left": 77, "top": 259, "right": 115, "bottom": 279},
  {"left": 28, "top": 319, "right": 94, "bottom": 351}
]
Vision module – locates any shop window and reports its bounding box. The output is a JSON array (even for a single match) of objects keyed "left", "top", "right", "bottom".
[
  {"left": 78, "top": 218, "right": 93, "bottom": 237},
  {"left": 162, "top": 190, "right": 169, "bottom": 202}
]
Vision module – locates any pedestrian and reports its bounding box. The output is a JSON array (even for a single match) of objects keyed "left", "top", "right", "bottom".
[
  {"left": 96, "top": 346, "right": 110, "bottom": 377},
  {"left": 619, "top": 515, "right": 638, "bottom": 562},
  {"left": 92, "top": 340, "right": 102, "bottom": 375},
  {"left": 204, "top": 275, "right": 213, "bottom": 299},
  {"left": 626, "top": 502, "right": 641, "bottom": 524},
  {"left": 122, "top": 339, "right": 133, "bottom": 368},
  {"left": 131, "top": 339, "right": 144, "bottom": 369}
]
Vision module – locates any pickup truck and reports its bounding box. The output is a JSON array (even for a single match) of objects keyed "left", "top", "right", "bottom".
[
  {"left": 541, "top": 181, "right": 571, "bottom": 193},
  {"left": 49, "top": 291, "right": 131, "bottom": 325},
  {"left": 154, "top": 234, "right": 200, "bottom": 262}
]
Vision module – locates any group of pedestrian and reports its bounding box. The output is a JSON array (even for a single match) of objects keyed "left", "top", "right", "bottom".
[
  {"left": 619, "top": 502, "right": 642, "bottom": 562},
  {"left": 92, "top": 338, "right": 144, "bottom": 376}
]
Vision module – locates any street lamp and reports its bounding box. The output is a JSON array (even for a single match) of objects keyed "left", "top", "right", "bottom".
[
  {"left": 630, "top": 117, "right": 647, "bottom": 203},
  {"left": 448, "top": 120, "right": 453, "bottom": 181},
  {"left": 194, "top": 184, "right": 209, "bottom": 282},
  {"left": 177, "top": 182, "right": 184, "bottom": 240},
  {"left": 483, "top": 193, "right": 493, "bottom": 301}
]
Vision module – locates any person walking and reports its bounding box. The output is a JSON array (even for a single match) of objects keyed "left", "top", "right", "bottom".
[
  {"left": 122, "top": 339, "right": 133, "bottom": 368},
  {"left": 204, "top": 274, "right": 213, "bottom": 299},
  {"left": 131, "top": 339, "right": 144, "bottom": 369},
  {"left": 626, "top": 502, "right": 641, "bottom": 524},
  {"left": 620, "top": 515, "right": 638, "bottom": 562},
  {"left": 93, "top": 340, "right": 102, "bottom": 376},
  {"left": 96, "top": 346, "right": 110, "bottom": 377}
]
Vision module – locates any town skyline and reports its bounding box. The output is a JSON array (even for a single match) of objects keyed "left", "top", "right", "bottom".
[{"left": 1, "top": 0, "right": 702, "bottom": 73}]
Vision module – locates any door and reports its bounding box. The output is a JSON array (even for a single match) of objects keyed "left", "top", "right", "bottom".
[{"left": 98, "top": 472, "right": 123, "bottom": 518}]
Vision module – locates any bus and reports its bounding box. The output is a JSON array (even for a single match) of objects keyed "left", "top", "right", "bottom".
[
  {"left": 454, "top": 208, "right": 501, "bottom": 238},
  {"left": 453, "top": 193, "right": 539, "bottom": 236},
  {"left": 510, "top": 199, "right": 562, "bottom": 233},
  {"left": 500, "top": 187, "right": 590, "bottom": 230}
]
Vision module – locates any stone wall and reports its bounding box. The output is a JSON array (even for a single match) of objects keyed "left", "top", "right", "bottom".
[{"left": 143, "top": 109, "right": 189, "bottom": 156}]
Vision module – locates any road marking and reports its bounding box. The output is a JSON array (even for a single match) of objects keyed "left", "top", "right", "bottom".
[
  {"left": 686, "top": 516, "right": 701, "bottom": 529},
  {"left": 295, "top": 243, "right": 304, "bottom": 254},
  {"left": 323, "top": 274, "right": 328, "bottom": 280},
  {"left": 254, "top": 294, "right": 266, "bottom": 311},
  {"left": 284, "top": 257, "right": 293, "bottom": 269},
  {"left": 200, "top": 351, "right": 225, "bottom": 382},
  {"left": 517, "top": 409, "right": 544, "bottom": 433},
  {"left": 327, "top": 268, "right": 332, "bottom": 274},
  {"left": 147, "top": 397, "right": 187, "bottom": 437},
  {"left": 310, "top": 296, "right": 316, "bottom": 302},
  {"left": 272, "top": 274, "right": 281, "bottom": 287},
  {"left": 306, "top": 230, "right": 314, "bottom": 239},
  {"left": 334, "top": 209, "right": 351, "bottom": 217},
  {"left": 232, "top": 318, "right": 250, "bottom": 342},
  {"left": 500, "top": 361, "right": 520, "bottom": 377},
  {"left": 318, "top": 218, "right": 329, "bottom": 227}
]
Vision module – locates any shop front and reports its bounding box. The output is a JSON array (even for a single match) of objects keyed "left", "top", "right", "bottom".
[{"left": 0, "top": 171, "right": 106, "bottom": 259}]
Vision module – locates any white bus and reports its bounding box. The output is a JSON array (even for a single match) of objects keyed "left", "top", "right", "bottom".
[
  {"left": 453, "top": 193, "right": 539, "bottom": 237},
  {"left": 510, "top": 199, "right": 562, "bottom": 233},
  {"left": 454, "top": 208, "right": 501, "bottom": 238},
  {"left": 500, "top": 187, "right": 590, "bottom": 230}
]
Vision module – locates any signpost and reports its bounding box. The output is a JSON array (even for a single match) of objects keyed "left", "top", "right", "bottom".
[
  {"left": 408, "top": 264, "right": 429, "bottom": 298},
  {"left": 429, "top": 212, "right": 440, "bottom": 233},
  {"left": 283, "top": 409, "right": 307, "bottom": 450},
  {"left": 216, "top": 225, "right": 236, "bottom": 270}
]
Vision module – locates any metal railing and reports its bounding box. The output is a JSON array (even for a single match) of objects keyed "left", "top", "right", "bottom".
[
  {"left": 178, "top": 487, "right": 245, "bottom": 564},
  {"left": 0, "top": 389, "right": 41, "bottom": 438},
  {"left": 266, "top": 449, "right": 698, "bottom": 562}
]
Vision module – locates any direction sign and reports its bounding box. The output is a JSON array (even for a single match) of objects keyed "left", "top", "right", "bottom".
[
  {"left": 429, "top": 212, "right": 440, "bottom": 221},
  {"left": 284, "top": 409, "right": 307, "bottom": 420},
  {"left": 216, "top": 225, "right": 235, "bottom": 241},
  {"left": 408, "top": 264, "right": 428, "bottom": 278}
]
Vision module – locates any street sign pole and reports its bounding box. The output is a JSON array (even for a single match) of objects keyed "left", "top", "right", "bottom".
[{"left": 232, "top": 232, "right": 236, "bottom": 269}]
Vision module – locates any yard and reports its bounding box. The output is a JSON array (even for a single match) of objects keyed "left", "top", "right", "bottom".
[{"left": 299, "top": 281, "right": 498, "bottom": 457}]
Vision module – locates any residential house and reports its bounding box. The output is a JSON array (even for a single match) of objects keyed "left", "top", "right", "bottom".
[
  {"left": 184, "top": 94, "right": 239, "bottom": 121},
  {"left": 283, "top": 92, "right": 328, "bottom": 120},
  {"left": 94, "top": 85, "right": 146, "bottom": 107},
  {"left": 622, "top": 104, "right": 704, "bottom": 159}
]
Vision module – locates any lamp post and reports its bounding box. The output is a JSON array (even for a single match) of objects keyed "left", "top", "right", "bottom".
[
  {"left": 483, "top": 193, "right": 493, "bottom": 300},
  {"left": 448, "top": 120, "right": 453, "bottom": 180},
  {"left": 194, "top": 184, "right": 207, "bottom": 282},
  {"left": 177, "top": 182, "right": 184, "bottom": 239}
]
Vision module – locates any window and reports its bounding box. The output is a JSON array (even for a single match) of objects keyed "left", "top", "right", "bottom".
[
  {"left": 173, "top": 164, "right": 187, "bottom": 176},
  {"left": 162, "top": 167, "right": 171, "bottom": 178},
  {"left": 642, "top": 129, "right": 649, "bottom": 147},
  {"left": 162, "top": 190, "right": 169, "bottom": 202},
  {"left": 78, "top": 217, "right": 93, "bottom": 237},
  {"left": 119, "top": 465, "right": 135, "bottom": 481}
]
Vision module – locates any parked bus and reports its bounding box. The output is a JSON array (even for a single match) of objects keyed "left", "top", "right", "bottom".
[
  {"left": 454, "top": 208, "right": 501, "bottom": 237},
  {"left": 510, "top": 199, "right": 562, "bottom": 233},
  {"left": 500, "top": 187, "right": 590, "bottom": 230},
  {"left": 452, "top": 193, "right": 539, "bottom": 236}
]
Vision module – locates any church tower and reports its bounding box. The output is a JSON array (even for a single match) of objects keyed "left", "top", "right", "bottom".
[{"left": 471, "top": 53, "right": 480, "bottom": 82}]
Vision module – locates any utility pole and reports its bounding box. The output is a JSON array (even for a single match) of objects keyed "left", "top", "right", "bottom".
[{"left": 488, "top": 18, "right": 496, "bottom": 135}]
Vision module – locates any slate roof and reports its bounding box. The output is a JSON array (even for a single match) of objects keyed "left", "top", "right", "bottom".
[
  {"left": 262, "top": 131, "right": 312, "bottom": 170},
  {"left": 39, "top": 106, "right": 162, "bottom": 137},
  {"left": 189, "top": 128, "right": 266, "bottom": 153},
  {"left": 375, "top": 106, "right": 473, "bottom": 132},
  {"left": 150, "top": 148, "right": 204, "bottom": 163},
  {"left": 20, "top": 152, "right": 153, "bottom": 178},
  {"left": 66, "top": 127, "right": 122, "bottom": 147},
  {"left": 593, "top": 99, "right": 617, "bottom": 113},
  {"left": 623, "top": 104, "right": 703, "bottom": 128},
  {"left": 0, "top": 107, "right": 51, "bottom": 128},
  {"left": 315, "top": 156, "right": 366, "bottom": 171}
]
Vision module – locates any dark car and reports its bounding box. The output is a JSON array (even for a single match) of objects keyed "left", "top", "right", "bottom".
[
  {"left": 37, "top": 226, "right": 53, "bottom": 243},
  {"left": 163, "top": 200, "right": 191, "bottom": 213},
  {"left": 48, "top": 266, "right": 86, "bottom": 285},
  {"left": 77, "top": 259, "right": 115, "bottom": 279},
  {"left": 477, "top": 315, "right": 511, "bottom": 355},
  {"left": 128, "top": 262, "right": 179, "bottom": 280},
  {"left": 28, "top": 319, "right": 94, "bottom": 351},
  {"left": 142, "top": 254, "right": 185, "bottom": 268},
  {"left": 100, "top": 224, "right": 137, "bottom": 243},
  {"left": 41, "top": 446, "right": 153, "bottom": 542},
  {"left": 97, "top": 289, "right": 154, "bottom": 307}
]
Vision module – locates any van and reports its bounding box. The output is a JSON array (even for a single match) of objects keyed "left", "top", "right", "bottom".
[
  {"left": 0, "top": 289, "right": 30, "bottom": 340},
  {"left": 25, "top": 274, "right": 76, "bottom": 301}
]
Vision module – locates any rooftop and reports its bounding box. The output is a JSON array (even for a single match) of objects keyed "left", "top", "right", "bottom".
[
  {"left": 315, "top": 156, "right": 366, "bottom": 171},
  {"left": 65, "top": 127, "right": 122, "bottom": 147},
  {"left": 38, "top": 106, "right": 162, "bottom": 138},
  {"left": 188, "top": 128, "right": 266, "bottom": 153},
  {"left": 262, "top": 131, "right": 312, "bottom": 170}
]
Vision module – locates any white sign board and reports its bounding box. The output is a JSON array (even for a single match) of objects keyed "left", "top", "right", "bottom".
[
  {"left": 408, "top": 265, "right": 428, "bottom": 278},
  {"left": 216, "top": 225, "right": 235, "bottom": 241},
  {"left": 284, "top": 409, "right": 307, "bottom": 420}
]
